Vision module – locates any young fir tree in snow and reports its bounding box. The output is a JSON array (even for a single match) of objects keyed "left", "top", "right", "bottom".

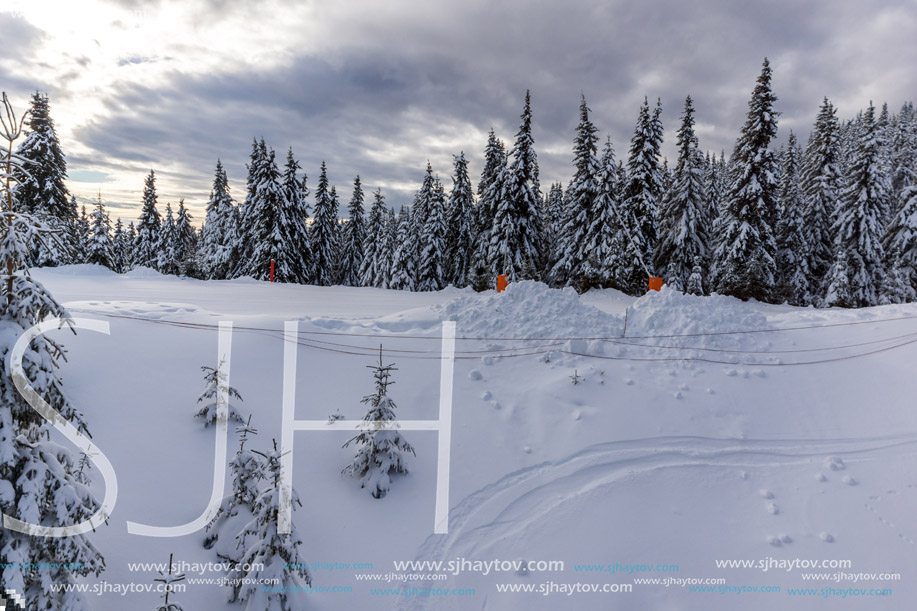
[
  {"left": 112, "top": 217, "right": 129, "bottom": 273},
  {"left": 203, "top": 416, "right": 265, "bottom": 554},
  {"left": 200, "top": 160, "right": 238, "bottom": 280},
  {"left": 134, "top": 169, "right": 163, "bottom": 269},
  {"left": 278, "top": 149, "right": 312, "bottom": 284},
  {"left": 686, "top": 256, "right": 705, "bottom": 295},
  {"left": 444, "top": 152, "right": 476, "bottom": 287},
  {"left": 86, "top": 195, "right": 114, "bottom": 269},
  {"left": 775, "top": 131, "right": 811, "bottom": 305},
  {"left": 339, "top": 175, "right": 366, "bottom": 286},
  {"left": 152, "top": 552, "right": 186, "bottom": 611},
  {"left": 388, "top": 206, "right": 416, "bottom": 291},
  {"left": 824, "top": 103, "right": 887, "bottom": 308},
  {"left": 552, "top": 94, "right": 600, "bottom": 287},
  {"left": 343, "top": 347, "right": 415, "bottom": 498},
  {"left": 712, "top": 59, "right": 780, "bottom": 302},
  {"left": 13, "top": 92, "right": 78, "bottom": 266},
  {"left": 359, "top": 188, "right": 387, "bottom": 287},
  {"left": 310, "top": 162, "right": 339, "bottom": 286},
  {"left": 417, "top": 167, "right": 447, "bottom": 291},
  {"left": 0, "top": 91, "right": 102, "bottom": 611},
  {"left": 229, "top": 441, "right": 311, "bottom": 610},
  {"left": 655, "top": 96, "right": 708, "bottom": 293},
  {"left": 194, "top": 363, "right": 245, "bottom": 427},
  {"left": 618, "top": 97, "right": 665, "bottom": 293},
  {"left": 881, "top": 183, "right": 917, "bottom": 303},
  {"left": 158, "top": 202, "right": 180, "bottom": 275},
  {"left": 487, "top": 91, "right": 545, "bottom": 281},
  {"left": 801, "top": 98, "right": 842, "bottom": 297}
]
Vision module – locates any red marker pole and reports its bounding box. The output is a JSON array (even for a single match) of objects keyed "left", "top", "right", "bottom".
[{"left": 270, "top": 259, "right": 275, "bottom": 282}]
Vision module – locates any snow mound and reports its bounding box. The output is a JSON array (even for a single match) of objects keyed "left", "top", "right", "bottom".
[
  {"left": 123, "top": 265, "right": 165, "bottom": 278},
  {"left": 435, "top": 281, "right": 621, "bottom": 340},
  {"left": 624, "top": 286, "right": 770, "bottom": 351},
  {"left": 38, "top": 263, "right": 119, "bottom": 277}
]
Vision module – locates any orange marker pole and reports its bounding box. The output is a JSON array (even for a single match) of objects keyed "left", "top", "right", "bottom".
[
  {"left": 648, "top": 276, "right": 663, "bottom": 292},
  {"left": 497, "top": 274, "right": 508, "bottom": 293},
  {"left": 270, "top": 259, "right": 275, "bottom": 282}
]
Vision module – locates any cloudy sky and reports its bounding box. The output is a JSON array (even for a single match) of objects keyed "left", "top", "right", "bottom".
[{"left": 0, "top": 0, "right": 914, "bottom": 223}]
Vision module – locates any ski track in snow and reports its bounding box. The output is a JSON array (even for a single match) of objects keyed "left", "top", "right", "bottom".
[{"left": 403, "top": 434, "right": 917, "bottom": 610}]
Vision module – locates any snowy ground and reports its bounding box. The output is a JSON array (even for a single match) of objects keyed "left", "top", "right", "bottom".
[{"left": 31, "top": 265, "right": 917, "bottom": 610}]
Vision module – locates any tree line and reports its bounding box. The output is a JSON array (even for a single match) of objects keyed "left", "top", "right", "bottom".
[{"left": 14, "top": 58, "right": 917, "bottom": 307}]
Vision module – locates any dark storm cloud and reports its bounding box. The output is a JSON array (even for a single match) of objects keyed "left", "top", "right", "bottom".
[{"left": 69, "top": 0, "right": 917, "bottom": 218}]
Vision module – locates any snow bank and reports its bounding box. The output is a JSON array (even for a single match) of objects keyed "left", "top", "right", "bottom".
[{"left": 435, "top": 281, "right": 622, "bottom": 340}]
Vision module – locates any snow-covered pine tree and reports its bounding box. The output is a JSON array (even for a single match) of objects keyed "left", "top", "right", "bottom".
[
  {"left": 712, "top": 59, "right": 780, "bottom": 302},
  {"left": 388, "top": 206, "right": 416, "bottom": 291},
  {"left": 472, "top": 130, "right": 506, "bottom": 281},
  {"left": 158, "top": 202, "right": 179, "bottom": 275},
  {"left": 444, "top": 152, "right": 476, "bottom": 287},
  {"left": 134, "top": 170, "right": 163, "bottom": 269},
  {"left": 228, "top": 441, "right": 311, "bottom": 610},
  {"left": 618, "top": 97, "right": 665, "bottom": 293},
  {"left": 343, "top": 347, "right": 415, "bottom": 498},
  {"left": 238, "top": 141, "right": 290, "bottom": 281},
  {"left": 126, "top": 221, "right": 137, "bottom": 268},
  {"left": 775, "top": 131, "right": 810, "bottom": 305},
  {"left": 655, "top": 96, "right": 708, "bottom": 292},
  {"left": 0, "top": 90, "right": 102, "bottom": 611},
  {"left": 86, "top": 194, "right": 114, "bottom": 270},
  {"left": 378, "top": 207, "right": 397, "bottom": 289},
  {"left": 581, "top": 137, "right": 623, "bottom": 289},
  {"left": 552, "top": 94, "right": 600, "bottom": 287},
  {"left": 76, "top": 204, "right": 90, "bottom": 259},
  {"left": 417, "top": 169, "right": 447, "bottom": 291},
  {"left": 801, "top": 98, "right": 842, "bottom": 297},
  {"left": 112, "top": 217, "right": 129, "bottom": 273},
  {"left": 881, "top": 183, "right": 917, "bottom": 303},
  {"left": 359, "top": 188, "right": 386, "bottom": 287},
  {"left": 824, "top": 103, "right": 887, "bottom": 307},
  {"left": 278, "top": 149, "right": 312, "bottom": 284},
  {"left": 194, "top": 363, "right": 245, "bottom": 427},
  {"left": 340, "top": 175, "right": 366, "bottom": 286},
  {"left": 203, "top": 416, "right": 265, "bottom": 555},
  {"left": 13, "top": 92, "right": 77, "bottom": 266},
  {"left": 310, "top": 162, "right": 338, "bottom": 286},
  {"left": 487, "top": 91, "right": 545, "bottom": 281},
  {"left": 174, "top": 200, "right": 198, "bottom": 277},
  {"left": 200, "top": 160, "right": 237, "bottom": 280},
  {"left": 543, "top": 182, "right": 565, "bottom": 276},
  {"left": 232, "top": 139, "right": 263, "bottom": 278}
]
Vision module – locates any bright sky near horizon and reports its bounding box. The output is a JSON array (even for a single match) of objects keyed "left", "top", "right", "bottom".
[{"left": 0, "top": 0, "right": 914, "bottom": 224}]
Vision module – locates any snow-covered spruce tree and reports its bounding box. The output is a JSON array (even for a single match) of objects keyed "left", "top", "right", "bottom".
[
  {"left": 13, "top": 92, "right": 77, "bottom": 266},
  {"left": 278, "top": 149, "right": 312, "bottom": 284},
  {"left": 310, "top": 162, "right": 339, "bottom": 286},
  {"left": 686, "top": 256, "right": 705, "bottom": 295},
  {"left": 203, "top": 416, "right": 265, "bottom": 555},
  {"left": 388, "top": 206, "right": 416, "bottom": 291},
  {"left": 775, "top": 131, "right": 810, "bottom": 305},
  {"left": 340, "top": 175, "right": 366, "bottom": 287},
  {"left": 543, "top": 182, "right": 565, "bottom": 271},
  {"left": 343, "top": 347, "right": 415, "bottom": 498},
  {"left": 378, "top": 207, "right": 397, "bottom": 289},
  {"left": 194, "top": 363, "right": 245, "bottom": 427},
  {"left": 619, "top": 97, "right": 665, "bottom": 293},
  {"left": 86, "top": 195, "right": 114, "bottom": 269},
  {"left": 228, "top": 441, "right": 311, "bottom": 610},
  {"left": 472, "top": 130, "right": 506, "bottom": 280},
  {"left": 444, "top": 152, "right": 476, "bottom": 287},
  {"left": 76, "top": 205, "right": 90, "bottom": 259},
  {"left": 0, "top": 91, "right": 102, "bottom": 611},
  {"left": 359, "top": 188, "right": 386, "bottom": 287},
  {"left": 487, "top": 91, "right": 545, "bottom": 281},
  {"left": 801, "top": 98, "right": 842, "bottom": 296},
  {"left": 233, "top": 139, "right": 264, "bottom": 278},
  {"left": 580, "top": 137, "right": 623, "bottom": 290},
  {"left": 126, "top": 221, "right": 137, "bottom": 266},
  {"left": 824, "top": 103, "right": 887, "bottom": 308},
  {"left": 134, "top": 169, "right": 163, "bottom": 269},
  {"left": 655, "top": 96, "right": 708, "bottom": 293},
  {"left": 887, "top": 102, "right": 917, "bottom": 198},
  {"left": 881, "top": 183, "right": 917, "bottom": 303},
  {"left": 417, "top": 168, "right": 447, "bottom": 291},
  {"left": 712, "top": 59, "right": 780, "bottom": 302},
  {"left": 112, "top": 218, "right": 129, "bottom": 273},
  {"left": 174, "top": 200, "right": 198, "bottom": 277},
  {"left": 158, "top": 202, "right": 179, "bottom": 275},
  {"left": 200, "top": 160, "right": 237, "bottom": 280},
  {"left": 552, "top": 94, "right": 600, "bottom": 287}
]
